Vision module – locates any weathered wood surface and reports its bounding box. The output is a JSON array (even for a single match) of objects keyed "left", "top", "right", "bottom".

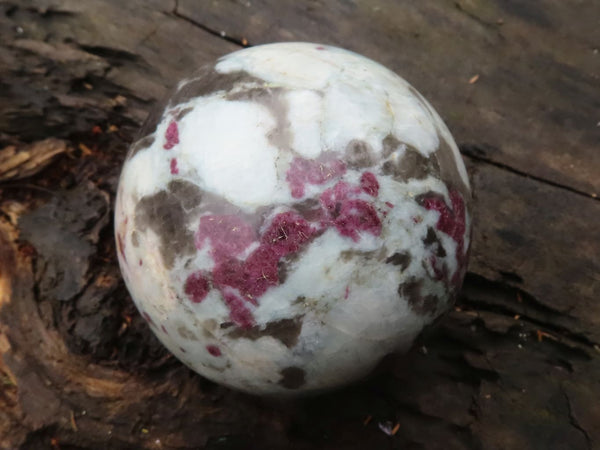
[{"left": 0, "top": 1, "right": 599, "bottom": 449}]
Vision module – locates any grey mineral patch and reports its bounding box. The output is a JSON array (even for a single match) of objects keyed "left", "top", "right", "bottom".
[
  {"left": 398, "top": 280, "right": 439, "bottom": 316},
  {"left": 174, "top": 106, "right": 194, "bottom": 121},
  {"left": 167, "top": 179, "right": 203, "bottom": 210},
  {"left": 423, "top": 227, "right": 447, "bottom": 258},
  {"left": 170, "top": 68, "right": 265, "bottom": 106},
  {"left": 382, "top": 134, "right": 402, "bottom": 157},
  {"left": 127, "top": 134, "right": 155, "bottom": 160},
  {"left": 385, "top": 251, "right": 411, "bottom": 271},
  {"left": 277, "top": 260, "right": 289, "bottom": 284},
  {"left": 382, "top": 143, "right": 440, "bottom": 182},
  {"left": 227, "top": 317, "right": 304, "bottom": 348},
  {"left": 134, "top": 180, "right": 203, "bottom": 268},
  {"left": 339, "top": 249, "right": 380, "bottom": 262},
  {"left": 345, "top": 139, "right": 375, "bottom": 168},
  {"left": 131, "top": 230, "right": 139, "bottom": 247}
]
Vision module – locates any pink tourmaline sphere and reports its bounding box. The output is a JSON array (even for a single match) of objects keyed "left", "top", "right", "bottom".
[{"left": 115, "top": 43, "right": 472, "bottom": 394}]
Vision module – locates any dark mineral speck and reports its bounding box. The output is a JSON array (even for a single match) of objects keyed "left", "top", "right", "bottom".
[
  {"left": 385, "top": 252, "right": 411, "bottom": 271},
  {"left": 278, "top": 366, "right": 306, "bottom": 389}
]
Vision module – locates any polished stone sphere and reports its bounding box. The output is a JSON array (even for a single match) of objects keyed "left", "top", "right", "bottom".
[{"left": 115, "top": 42, "right": 471, "bottom": 394}]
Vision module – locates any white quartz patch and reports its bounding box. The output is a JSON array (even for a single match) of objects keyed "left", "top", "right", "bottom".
[
  {"left": 216, "top": 42, "right": 454, "bottom": 160},
  {"left": 178, "top": 98, "right": 280, "bottom": 208},
  {"left": 286, "top": 90, "right": 323, "bottom": 158}
]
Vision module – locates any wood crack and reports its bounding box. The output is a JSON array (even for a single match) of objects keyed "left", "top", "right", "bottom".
[
  {"left": 453, "top": 0, "right": 506, "bottom": 39},
  {"left": 562, "top": 386, "right": 593, "bottom": 450},
  {"left": 461, "top": 145, "right": 599, "bottom": 201},
  {"left": 461, "top": 273, "right": 598, "bottom": 349},
  {"left": 172, "top": 0, "right": 251, "bottom": 48}
]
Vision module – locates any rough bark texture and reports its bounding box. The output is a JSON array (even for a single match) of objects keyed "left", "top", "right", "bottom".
[{"left": 1, "top": 1, "right": 599, "bottom": 449}]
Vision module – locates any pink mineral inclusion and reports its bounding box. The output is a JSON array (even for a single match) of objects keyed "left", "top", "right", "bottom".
[
  {"left": 142, "top": 311, "right": 155, "bottom": 326},
  {"left": 335, "top": 199, "right": 381, "bottom": 241},
  {"left": 185, "top": 161, "right": 385, "bottom": 328},
  {"left": 360, "top": 172, "right": 379, "bottom": 197},
  {"left": 319, "top": 179, "right": 381, "bottom": 241},
  {"left": 195, "top": 215, "right": 256, "bottom": 264},
  {"left": 184, "top": 272, "right": 210, "bottom": 303},
  {"left": 420, "top": 190, "right": 467, "bottom": 287},
  {"left": 420, "top": 191, "right": 466, "bottom": 254},
  {"left": 286, "top": 156, "right": 347, "bottom": 198},
  {"left": 163, "top": 120, "right": 179, "bottom": 150},
  {"left": 170, "top": 158, "right": 179, "bottom": 174},
  {"left": 206, "top": 345, "right": 222, "bottom": 357},
  {"left": 223, "top": 290, "right": 256, "bottom": 329},
  {"left": 188, "top": 212, "right": 317, "bottom": 328},
  {"left": 117, "top": 233, "right": 127, "bottom": 262},
  {"left": 319, "top": 181, "right": 355, "bottom": 215}
]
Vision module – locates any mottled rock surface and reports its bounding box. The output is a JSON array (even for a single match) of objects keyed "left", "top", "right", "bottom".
[{"left": 115, "top": 43, "right": 472, "bottom": 394}]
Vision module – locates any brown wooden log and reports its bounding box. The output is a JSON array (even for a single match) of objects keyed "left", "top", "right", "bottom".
[{"left": 1, "top": 1, "right": 598, "bottom": 449}]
